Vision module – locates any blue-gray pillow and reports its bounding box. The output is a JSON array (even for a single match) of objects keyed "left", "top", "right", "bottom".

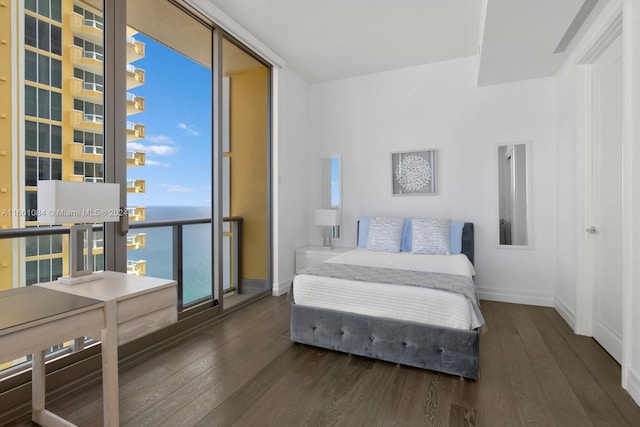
[
  {"left": 366, "top": 216, "right": 404, "bottom": 252},
  {"left": 449, "top": 221, "right": 464, "bottom": 254},
  {"left": 357, "top": 216, "right": 371, "bottom": 248},
  {"left": 411, "top": 218, "right": 451, "bottom": 255}
]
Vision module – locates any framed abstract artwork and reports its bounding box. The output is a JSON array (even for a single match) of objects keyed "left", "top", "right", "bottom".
[{"left": 391, "top": 149, "right": 437, "bottom": 195}]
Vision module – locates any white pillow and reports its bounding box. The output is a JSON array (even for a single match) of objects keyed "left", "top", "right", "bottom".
[
  {"left": 366, "top": 216, "right": 404, "bottom": 252},
  {"left": 411, "top": 218, "right": 451, "bottom": 255}
]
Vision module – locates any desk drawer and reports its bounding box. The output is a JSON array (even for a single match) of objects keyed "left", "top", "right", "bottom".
[
  {"left": 117, "top": 286, "right": 176, "bottom": 324},
  {"left": 117, "top": 305, "right": 176, "bottom": 345}
]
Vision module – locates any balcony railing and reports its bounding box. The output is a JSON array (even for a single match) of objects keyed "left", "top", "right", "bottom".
[
  {"left": 83, "top": 50, "right": 104, "bottom": 61},
  {"left": 0, "top": 216, "right": 241, "bottom": 310},
  {"left": 84, "top": 18, "right": 103, "bottom": 31},
  {"left": 85, "top": 82, "right": 104, "bottom": 93},
  {"left": 84, "top": 113, "right": 104, "bottom": 124},
  {"left": 85, "top": 145, "right": 104, "bottom": 155}
]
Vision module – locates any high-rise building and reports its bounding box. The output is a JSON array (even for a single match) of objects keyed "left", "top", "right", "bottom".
[{"left": 0, "top": 0, "right": 148, "bottom": 292}]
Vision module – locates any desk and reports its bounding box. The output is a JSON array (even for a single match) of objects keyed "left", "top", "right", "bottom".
[
  {"left": 0, "top": 272, "right": 177, "bottom": 426},
  {"left": 0, "top": 287, "right": 104, "bottom": 426}
]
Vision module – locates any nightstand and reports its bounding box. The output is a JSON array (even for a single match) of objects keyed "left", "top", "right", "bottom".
[{"left": 295, "top": 246, "right": 353, "bottom": 272}]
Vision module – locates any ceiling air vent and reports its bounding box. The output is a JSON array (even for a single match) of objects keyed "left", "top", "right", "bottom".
[{"left": 553, "top": 0, "right": 600, "bottom": 54}]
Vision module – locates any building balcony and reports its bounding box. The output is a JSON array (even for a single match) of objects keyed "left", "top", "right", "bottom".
[
  {"left": 127, "top": 207, "right": 146, "bottom": 222},
  {"left": 126, "top": 64, "right": 145, "bottom": 90},
  {"left": 68, "top": 12, "right": 103, "bottom": 44},
  {"left": 126, "top": 179, "right": 145, "bottom": 193},
  {"left": 127, "top": 233, "right": 146, "bottom": 251},
  {"left": 69, "top": 78, "right": 103, "bottom": 103},
  {"left": 127, "top": 259, "right": 146, "bottom": 276},
  {"left": 69, "top": 45, "right": 102, "bottom": 74},
  {"left": 127, "top": 150, "right": 145, "bottom": 167},
  {"left": 126, "top": 36, "right": 145, "bottom": 63},
  {"left": 126, "top": 92, "right": 145, "bottom": 115},
  {"left": 69, "top": 110, "right": 103, "bottom": 132},
  {"left": 69, "top": 142, "right": 103, "bottom": 162},
  {"left": 126, "top": 121, "right": 145, "bottom": 141}
]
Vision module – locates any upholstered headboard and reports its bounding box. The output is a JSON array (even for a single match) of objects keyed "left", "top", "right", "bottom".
[
  {"left": 356, "top": 220, "right": 475, "bottom": 265},
  {"left": 461, "top": 222, "right": 474, "bottom": 265}
]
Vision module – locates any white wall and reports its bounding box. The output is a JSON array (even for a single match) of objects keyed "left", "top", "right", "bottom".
[
  {"left": 272, "top": 67, "right": 311, "bottom": 295},
  {"left": 624, "top": 0, "right": 640, "bottom": 406},
  {"left": 554, "top": 0, "right": 640, "bottom": 405},
  {"left": 306, "top": 56, "right": 558, "bottom": 305}
]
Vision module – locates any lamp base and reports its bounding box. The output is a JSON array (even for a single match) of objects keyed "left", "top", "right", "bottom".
[{"left": 57, "top": 271, "right": 106, "bottom": 285}]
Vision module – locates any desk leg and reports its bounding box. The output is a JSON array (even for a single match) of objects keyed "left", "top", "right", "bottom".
[
  {"left": 32, "top": 350, "right": 45, "bottom": 418},
  {"left": 101, "top": 300, "right": 119, "bottom": 427}
]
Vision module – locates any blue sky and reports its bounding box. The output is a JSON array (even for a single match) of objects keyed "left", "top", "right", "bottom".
[{"left": 126, "top": 34, "right": 212, "bottom": 207}]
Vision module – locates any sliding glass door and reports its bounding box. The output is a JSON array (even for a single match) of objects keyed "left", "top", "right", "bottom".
[{"left": 126, "top": 0, "right": 214, "bottom": 309}]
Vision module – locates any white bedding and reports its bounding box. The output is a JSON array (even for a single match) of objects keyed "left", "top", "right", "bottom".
[{"left": 292, "top": 249, "right": 479, "bottom": 330}]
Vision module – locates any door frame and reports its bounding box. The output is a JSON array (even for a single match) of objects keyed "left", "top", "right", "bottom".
[{"left": 575, "top": 2, "right": 630, "bottom": 378}]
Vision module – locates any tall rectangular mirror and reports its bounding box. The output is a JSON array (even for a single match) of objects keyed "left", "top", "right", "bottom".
[
  {"left": 321, "top": 156, "right": 341, "bottom": 239},
  {"left": 498, "top": 143, "right": 529, "bottom": 246}
]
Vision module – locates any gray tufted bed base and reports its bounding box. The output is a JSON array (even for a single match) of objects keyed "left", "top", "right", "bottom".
[
  {"left": 290, "top": 222, "right": 479, "bottom": 379},
  {"left": 290, "top": 303, "right": 479, "bottom": 379}
]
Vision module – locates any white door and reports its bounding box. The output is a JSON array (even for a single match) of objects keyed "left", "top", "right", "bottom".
[{"left": 590, "top": 35, "right": 623, "bottom": 363}]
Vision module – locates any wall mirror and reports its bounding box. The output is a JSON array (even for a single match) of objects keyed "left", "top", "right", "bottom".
[
  {"left": 321, "top": 156, "right": 341, "bottom": 239},
  {"left": 498, "top": 143, "right": 529, "bottom": 246}
]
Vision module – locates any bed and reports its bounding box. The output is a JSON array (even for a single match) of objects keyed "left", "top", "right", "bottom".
[{"left": 289, "top": 218, "right": 482, "bottom": 379}]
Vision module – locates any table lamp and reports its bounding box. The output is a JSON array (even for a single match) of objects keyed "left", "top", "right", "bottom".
[
  {"left": 37, "top": 180, "right": 120, "bottom": 284},
  {"left": 314, "top": 208, "right": 340, "bottom": 249}
]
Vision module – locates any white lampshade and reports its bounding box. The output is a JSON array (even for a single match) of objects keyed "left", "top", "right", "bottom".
[
  {"left": 315, "top": 209, "right": 340, "bottom": 227},
  {"left": 37, "top": 181, "right": 120, "bottom": 224}
]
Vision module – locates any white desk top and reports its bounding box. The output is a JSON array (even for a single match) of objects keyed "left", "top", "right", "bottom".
[{"left": 36, "top": 271, "right": 176, "bottom": 302}]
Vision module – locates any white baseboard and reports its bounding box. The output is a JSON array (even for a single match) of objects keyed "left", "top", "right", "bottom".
[
  {"left": 272, "top": 277, "right": 292, "bottom": 296},
  {"left": 554, "top": 296, "right": 576, "bottom": 331},
  {"left": 476, "top": 286, "right": 554, "bottom": 307},
  {"left": 626, "top": 367, "right": 640, "bottom": 407}
]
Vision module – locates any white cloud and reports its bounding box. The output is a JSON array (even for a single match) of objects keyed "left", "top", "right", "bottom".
[
  {"left": 159, "top": 184, "right": 196, "bottom": 193},
  {"left": 146, "top": 134, "right": 174, "bottom": 144},
  {"left": 127, "top": 142, "right": 177, "bottom": 156},
  {"left": 145, "top": 160, "right": 170, "bottom": 167},
  {"left": 177, "top": 123, "right": 201, "bottom": 136}
]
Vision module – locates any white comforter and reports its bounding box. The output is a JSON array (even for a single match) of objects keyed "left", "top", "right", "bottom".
[{"left": 292, "top": 248, "right": 480, "bottom": 330}]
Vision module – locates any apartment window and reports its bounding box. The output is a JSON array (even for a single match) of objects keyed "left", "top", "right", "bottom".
[
  {"left": 74, "top": 67, "right": 103, "bottom": 92},
  {"left": 25, "top": 156, "right": 62, "bottom": 186},
  {"left": 25, "top": 258, "right": 63, "bottom": 286},
  {"left": 73, "top": 4, "right": 104, "bottom": 29},
  {"left": 74, "top": 36, "right": 103, "bottom": 61},
  {"left": 74, "top": 161, "right": 104, "bottom": 182},
  {"left": 25, "top": 121, "right": 62, "bottom": 154},
  {"left": 26, "top": 234, "right": 63, "bottom": 257},
  {"left": 74, "top": 129, "right": 103, "bottom": 154},
  {"left": 25, "top": 16, "right": 61, "bottom": 55},
  {"left": 25, "top": 86, "right": 61, "bottom": 121},
  {"left": 74, "top": 99, "right": 103, "bottom": 121},
  {"left": 26, "top": 51, "right": 62, "bottom": 88},
  {"left": 25, "top": 0, "right": 62, "bottom": 23}
]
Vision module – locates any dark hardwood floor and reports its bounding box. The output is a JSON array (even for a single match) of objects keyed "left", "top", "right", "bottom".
[{"left": 10, "top": 296, "right": 640, "bottom": 426}]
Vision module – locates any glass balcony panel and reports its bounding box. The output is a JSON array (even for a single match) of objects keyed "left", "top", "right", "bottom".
[{"left": 183, "top": 223, "right": 212, "bottom": 305}]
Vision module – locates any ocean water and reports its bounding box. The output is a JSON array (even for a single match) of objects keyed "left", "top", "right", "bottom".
[{"left": 130, "top": 206, "right": 212, "bottom": 305}]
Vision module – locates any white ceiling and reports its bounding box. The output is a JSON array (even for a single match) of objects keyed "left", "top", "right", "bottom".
[{"left": 208, "top": 0, "right": 606, "bottom": 85}]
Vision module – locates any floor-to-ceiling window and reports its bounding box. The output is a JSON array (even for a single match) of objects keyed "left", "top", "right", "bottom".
[
  {"left": 0, "top": 0, "right": 271, "bottom": 390},
  {"left": 221, "top": 38, "right": 271, "bottom": 306},
  {"left": 126, "top": 0, "right": 214, "bottom": 310},
  {"left": 0, "top": 0, "right": 105, "bottom": 373}
]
